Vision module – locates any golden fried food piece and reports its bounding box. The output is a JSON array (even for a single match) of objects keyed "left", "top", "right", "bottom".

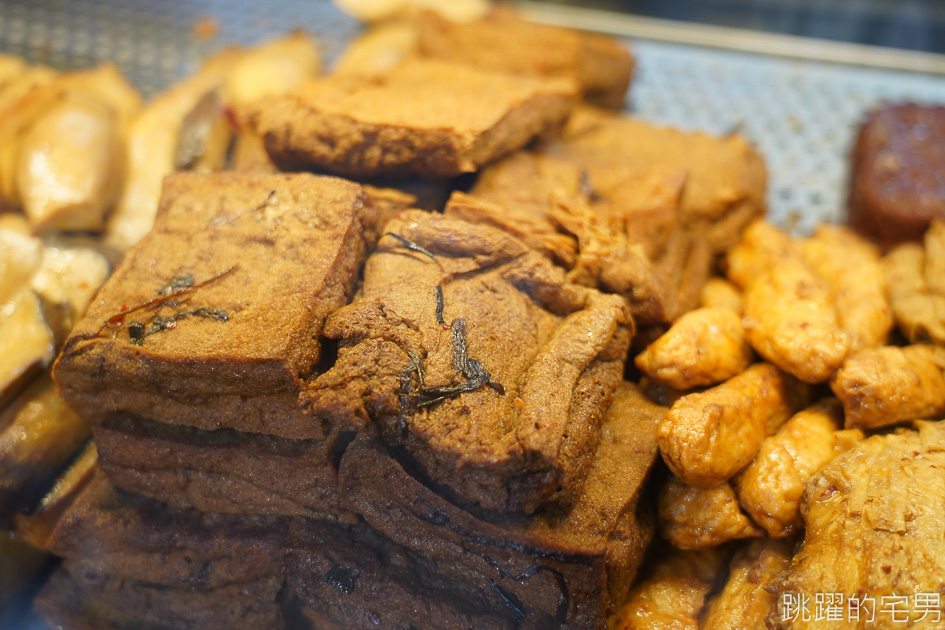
[
  {"left": 799, "top": 224, "right": 891, "bottom": 351},
  {"left": 699, "top": 277, "right": 743, "bottom": 314},
  {"left": 658, "top": 477, "right": 762, "bottom": 549},
  {"left": 742, "top": 251, "right": 850, "bottom": 384},
  {"left": 884, "top": 220, "right": 945, "bottom": 345},
  {"left": 610, "top": 547, "right": 729, "bottom": 630},
  {"left": 552, "top": 107, "right": 767, "bottom": 253},
  {"left": 736, "top": 399, "right": 863, "bottom": 537},
  {"left": 770, "top": 420, "right": 945, "bottom": 630},
  {"left": 700, "top": 538, "right": 793, "bottom": 630},
  {"left": 0, "top": 288, "right": 55, "bottom": 406},
  {"left": 635, "top": 307, "right": 753, "bottom": 390},
  {"left": 333, "top": 19, "right": 418, "bottom": 77},
  {"left": 659, "top": 362, "right": 808, "bottom": 488},
  {"left": 334, "top": 0, "right": 489, "bottom": 23},
  {"left": 830, "top": 345, "right": 945, "bottom": 430},
  {"left": 723, "top": 219, "right": 796, "bottom": 289},
  {"left": 0, "top": 214, "right": 41, "bottom": 305}
]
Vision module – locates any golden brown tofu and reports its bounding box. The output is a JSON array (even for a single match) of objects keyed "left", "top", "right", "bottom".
[
  {"left": 658, "top": 477, "right": 762, "bottom": 549},
  {"left": 723, "top": 219, "right": 796, "bottom": 288},
  {"left": 699, "top": 277, "right": 743, "bottom": 314},
  {"left": 770, "top": 420, "right": 945, "bottom": 629},
  {"left": 736, "top": 399, "right": 863, "bottom": 537},
  {"left": 799, "top": 224, "right": 891, "bottom": 351},
  {"left": 884, "top": 220, "right": 945, "bottom": 345},
  {"left": 699, "top": 538, "right": 794, "bottom": 630},
  {"left": 658, "top": 363, "right": 808, "bottom": 488},
  {"left": 830, "top": 345, "right": 945, "bottom": 430},
  {"left": 610, "top": 547, "right": 729, "bottom": 630},
  {"left": 635, "top": 307, "right": 753, "bottom": 390},
  {"left": 742, "top": 254, "right": 850, "bottom": 384}
]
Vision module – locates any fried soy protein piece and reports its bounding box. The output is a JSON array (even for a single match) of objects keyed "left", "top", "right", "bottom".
[
  {"left": 770, "top": 420, "right": 945, "bottom": 630},
  {"left": 244, "top": 58, "right": 575, "bottom": 178},
  {"left": 610, "top": 547, "right": 730, "bottom": 630},
  {"left": 302, "top": 211, "right": 632, "bottom": 514},
  {"left": 635, "top": 307, "right": 753, "bottom": 390},
  {"left": 54, "top": 172, "right": 369, "bottom": 439},
  {"left": 736, "top": 399, "right": 863, "bottom": 538},
  {"left": 829, "top": 344, "right": 945, "bottom": 430},
  {"left": 884, "top": 219, "right": 945, "bottom": 345},
  {"left": 657, "top": 477, "right": 762, "bottom": 549},
  {"left": 658, "top": 362, "right": 809, "bottom": 488},
  {"left": 700, "top": 538, "right": 794, "bottom": 630}
]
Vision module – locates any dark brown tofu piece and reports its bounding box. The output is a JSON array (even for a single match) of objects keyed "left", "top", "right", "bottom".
[
  {"left": 849, "top": 103, "right": 945, "bottom": 248},
  {"left": 336, "top": 382, "right": 661, "bottom": 629},
  {"left": 300, "top": 211, "right": 632, "bottom": 514},
  {"left": 549, "top": 106, "right": 767, "bottom": 253},
  {"left": 449, "top": 148, "right": 713, "bottom": 325},
  {"left": 243, "top": 58, "right": 575, "bottom": 179},
  {"left": 417, "top": 8, "right": 634, "bottom": 109},
  {"left": 54, "top": 172, "right": 368, "bottom": 439},
  {"left": 94, "top": 414, "right": 355, "bottom": 522}
]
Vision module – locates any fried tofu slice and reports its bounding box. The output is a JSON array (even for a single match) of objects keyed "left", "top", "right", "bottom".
[
  {"left": 884, "top": 219, "right": 945, "bottom": 345},
  {"left": 736, "top": 399, "right": 863, "bottom": 538},
  {"left": 0, "top": 214, "right": 41, "bottom": 305},
  {"left": 553, "top": 107, "right": 767, "bottom": 253},
  {"left": 700, "top": 538, "right": 794, "bottom": 630},
  {"left": 658, "top": 477, "right": 762, "bottom": 549},
  {"left": 798, "top": 224, "right": 891, "bottom": 351},
  {"left": 635, "top": 307, "right": 753, "bottom": 390},
  {"left": 770, "top": 420, "right": 945, "bottom": 629},
  {"left": 728, "top": 222, "right": 850, "bottom": 384},
  {"left": 699, "top": 277, "right": 743, "bottom": 314},
  {"left": 333, "top": 19, "right": 419, "bottom": 77},
  {"left": 830, "top": 345, "right": 945, "bottom": 430},
  {"left": 417, "top": 8, "right": 633, "bottom": 108},
  {"left": 610, "top": 547, "right": 729, "bottom": 630},
  {"left": 244, "top": 58, "right": 575, "bottom": 178},
  {"left": 659, "top": 363, "right": 809, "bottom": 488}
]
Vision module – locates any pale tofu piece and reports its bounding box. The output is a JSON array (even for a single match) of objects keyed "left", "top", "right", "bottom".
[
  {"left": 658, "top": 362, "right": 808, "bottom": 488},
  {"left": 610, "top": 547, "right": 729, "bottom": 630},
  {"left": 830, "top": 345, "right": 945, "bottom": 430},
  {"left": 736, "top": 399, "right": 863, "bottom": 537},
  {"left": 884, "top": 220, "right": 945, "bottom": 345},
  {"left": 17, "top": 93, "right": 123, "bottom": 231},
  {"left": 699, "top": 538, "right": 794, "bottom": 630},
  {"left": 0, "top": 288, "right": 55, "bottom": 404},
  {"left": 0, "top": 214, "right": 41, "bottom": 304},
  {"left": 799, "top": 224, "right": 891, "bottom": 351},
  {"left": 333, "top": 20, "right": 418, "bottom": 77},
  {"left": 334, "top": 0, "right": 489, "bottom": 23},
  {"left": 30, "top": 243, "right": 111, "bottom": 344},
  {"left": 658, "top": 477, "right": 762, "bottom": 549},
  {"left": 699, "top": 277, "right": 743, "bottom": 314},
  {"left": 105, "top": 49, "right": 242, "bottom": 251},
  {"left": 635, "top": 307, "right": 753, "bottom": 390},
  {"left": 0, "top": 67, "right": 59, "bottom": 203},
  {"left": 223, "top": 32, "right": 320, "bottom": 107}
]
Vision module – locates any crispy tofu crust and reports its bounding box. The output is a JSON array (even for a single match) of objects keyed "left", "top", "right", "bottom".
[
  {"left": 635, "top": 307, "right": 753, "bottom": 390},
  {"left": 657, "top": 477, "right": 762, "bottom": 549},
  {"left": 884, "top": 219, "right": 945, "bottom": 345},
  {"left": 245, "top": 58, "right": 575, "bottom": 178},
  {"left": 658, "top": 362, "right": 809, "bottom": 488},
  {"left": 829, "top": 344, "right": 945, "bottom": 430},
  {"left": 54, "top": 172, "right": 368, "bottom": 439},
  {"left": 736, "top": 399, "right": 863, "bottom": 537}
]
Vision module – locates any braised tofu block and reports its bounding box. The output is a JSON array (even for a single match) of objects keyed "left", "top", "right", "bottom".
[
  {"left": 884, "top": 219, "right": 945, "bottom": 345},
  {"left": 301, "top": 211, "right": 632, "bottom": 513},
  {"left": 417, "top": 8, "right": 633, "bottom": 108},
  {"left": 848, "top": 103, "right": 945, "bottom": 247},
  {"left": 550, "top": 106, "right": 767, "bottom": 253},
  {"left": 244, "top": 58, "right": 575, "bottom": 178},
  {"left": 94, "top": 414, "right": 354, "bottom": 522},
  {"left": 337, "top": 382, "right": 661, "bottom": 629},
  {"left": 657, "top": 477, "right": 762, "bottom": 549},
  {"left": 448, "top": 150, "right": 712, "bottom": 326},
  {"left": 770, "top": 420, "right": 945, "bottom": 629},
  {"left": 54, "top": 172, "right": 368, "bottom": 439}
]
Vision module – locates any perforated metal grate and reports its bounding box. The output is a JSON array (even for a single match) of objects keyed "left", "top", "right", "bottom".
[{"left": 2, "top": 0, "right": 945, "bottom": 233}]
